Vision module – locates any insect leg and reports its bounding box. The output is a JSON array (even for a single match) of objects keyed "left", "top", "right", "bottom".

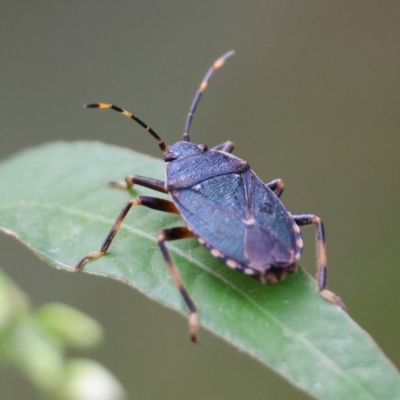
[
  {"left": 156, "top": 227, "right": 199, "bottom": 343},
  {"left": 265, "top": 179, "right": 284, "bottom": 198},
  {"left": 109, "top": 175, "right": 167, "bottom": 193},
  {"left": 292, "top": 214, "right": 345, "bottom": 309},
  {"left": 75, "top": 196, "right": 179, "bottom": 271},
  {"left": 212, "top": 141, "right": 235, "bottom": 153}
]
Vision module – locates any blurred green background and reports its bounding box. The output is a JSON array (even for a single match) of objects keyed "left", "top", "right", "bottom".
[{"left": 1, "top": 1, "right": 399, "bottom": 399}]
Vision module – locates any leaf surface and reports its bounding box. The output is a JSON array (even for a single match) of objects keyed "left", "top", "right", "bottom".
[{"left": 1, "top": 142, "right": 399, "bottom": 399}]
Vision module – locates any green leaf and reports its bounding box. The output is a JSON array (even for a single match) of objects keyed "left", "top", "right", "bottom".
[
  {"left": 0, "top": 265, "right": 124, "bottom": 399},
  {"left": 0, "top": 268, "right": 30, "bottom": 329},
  {"left": 2, "top": 315, "right": 65, "bottom": 392},
  {"left": 34, "top": 303, "right": 104, "bottom": 349},
  {"left": 0, "top": 142, "right": 399, "bottom": 400}
]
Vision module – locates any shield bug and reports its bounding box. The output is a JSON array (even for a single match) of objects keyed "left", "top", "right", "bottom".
[{"left": 76, "top": 51, "right": 344, "bottom": 343}]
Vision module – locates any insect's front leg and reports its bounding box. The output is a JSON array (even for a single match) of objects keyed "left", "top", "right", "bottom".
[
  {"left": 156, "top": 227, "right": 199, "bottom": 344},
  {"left": 212, "top": 141, "right": 235, "bottom": 153},
  {"left": 265, "top": 178, "right": 284, "bottom": 198},
  {"left": 75, "top": 196, "right": 179, "bottom": 270},
  {"left": 109, "top": 175, "right": 167, "bottom": 193},
  {"left": 292, "top": 213, "right": 346, "bottom": 309}
]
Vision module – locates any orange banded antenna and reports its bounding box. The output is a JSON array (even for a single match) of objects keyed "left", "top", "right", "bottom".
[
  {"left": 183, "top": 50, "right": 235, "bottom": 142},
  {"left": 85, "top": 103, "right": 168, "bottom": 153}
]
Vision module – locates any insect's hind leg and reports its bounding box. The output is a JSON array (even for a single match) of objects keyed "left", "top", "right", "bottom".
[
  {"left": 109, "top": 175, "right": 167, "bottom": 193},
  {"left": 75, "top": 196, "right": 179, "bottom": 271},
  {"left": 156, "top": 227, "right": 199, "bottom": 343},
  {"left": 292, "top": 213, "right": 345, "bottom": 309},
  {"left": 212, "top": 141, "right": 235, "bottom": 153}
]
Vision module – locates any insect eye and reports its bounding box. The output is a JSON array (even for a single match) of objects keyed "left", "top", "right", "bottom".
[
  {"left": 164, "top": 151, "right": 177, "bottom": 162},
  {"left": 197, "top": 144, "right": 208, "bottom": 152}
]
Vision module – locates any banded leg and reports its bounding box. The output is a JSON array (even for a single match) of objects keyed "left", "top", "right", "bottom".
[
  {"left": 75, "top": 196, "right": 179, "bottom": 271},
  {"left": 109, "top": 175, "right": 167, "bottom": 193},
  {"left": 212, "top": 141, "right": 235, "bottom": 153},
  {"left": 183, "top": 50, "right": 235, "bottom": 141},
  {"left": 157, "top": 227, "right": 199, "bottom": 343},
  {"left": 293, "top": 214, "right": 345, "bottom": 309},
  {"left": 266, "top": 178, "right": 284, "bottom": 198}
]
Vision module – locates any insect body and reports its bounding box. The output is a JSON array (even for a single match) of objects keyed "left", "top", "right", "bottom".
[{"left": 76, "top": 51, "right": 344, "bottom": 343}]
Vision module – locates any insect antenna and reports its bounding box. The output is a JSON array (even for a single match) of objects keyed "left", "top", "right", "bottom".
[
  {"left": 183, "top": 50, "right": 235, "bottom": 142},
  {"left": 85, "top": 103, "right": 168, "bottom": 153}
]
